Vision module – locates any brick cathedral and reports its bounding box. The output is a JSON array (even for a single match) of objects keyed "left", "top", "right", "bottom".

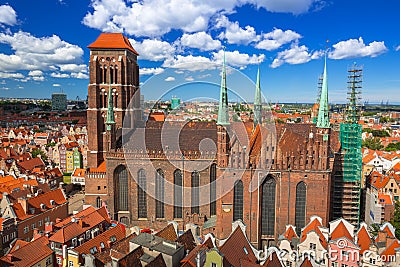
[{"left": 84, "top": 33, "right": 342, "bottom": 248}]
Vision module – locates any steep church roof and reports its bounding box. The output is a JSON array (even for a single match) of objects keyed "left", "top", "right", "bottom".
[{"left": 88, "top": 33, "right": 139, "bottom": 55}]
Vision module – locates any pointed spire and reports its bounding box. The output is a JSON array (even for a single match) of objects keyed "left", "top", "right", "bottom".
[
  {"left": 105, "top": 82, "right": 115, "bottom": 131},
  {"left": 217, "top": 48, "right": 229, "bottom": 125},
  {"left": 254, "top": 63, "right": 262, "bottom": 127},
  {"left": 316, "top": 53, "right": 330, "bottom": 128}
]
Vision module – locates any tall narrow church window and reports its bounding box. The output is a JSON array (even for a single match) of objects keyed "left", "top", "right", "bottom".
[
  {"left": 110, "top": 66, "right": 113, "bottom": 84},
  {"left": 138, "top": 169, "right": 147, "bottom": 218},
  {"left": 104, "top": 67, "right": 107, "bottom": 84},
  {"left": 155, "top": 169, "right": 165, "bottom": 218},
  {"left": 115, "top": 165, "right": 128, "bottom": 211},
  {"left": 295, "top": 182, "right": 307, "bottom": 232},
  {"left": 210, "top": 164, "right": 217, "bottom": 216},
  {"left": 96, "top": 197, "right": 102, "bottom": 208},
  {"left": 191, "top": 171, "right": 200, "bottom": 214},
  {"left": 174, "top": 169, "right": 183, "bottom": 218},
  {"left": 233, "top": 180, "right": 244, "bottom": 221},
  {"left": 114, "top": 66, "right": 118, "bottom": 84},
  {"left": 261, "top": 176, "right": 276, "bottom": 236}
]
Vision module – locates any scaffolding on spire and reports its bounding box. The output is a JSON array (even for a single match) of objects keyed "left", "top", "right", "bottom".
[{"left": 334, "top": 63, "right": 363, "bottom": 226}]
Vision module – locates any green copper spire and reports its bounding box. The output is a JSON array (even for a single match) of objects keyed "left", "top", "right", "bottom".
[
  {"left": 316, "top": 53, "right": 330, "bottom": 128},
  {"left": 254, "top": 63, "right": 262, "bottom": 127},
  {"left": 217, "top": 48, "right": 229, "bottom": 125},
  {"left": 105, "top": 82, "right": 115, "bottom": 131}
]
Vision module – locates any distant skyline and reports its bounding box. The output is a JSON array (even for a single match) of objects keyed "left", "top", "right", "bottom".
[{"left": 0, "top": 0, "right": 399, "bottom": 104}]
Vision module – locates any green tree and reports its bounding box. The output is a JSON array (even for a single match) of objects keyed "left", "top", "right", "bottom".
[
  {"left": 369, "top": 223, "right": 381, "bottom": 237},
  {"left": 31, "top": 149, "right": 48, "bottom": 161},
  {"left": 390, "top": 201, "right": 400, "bottom": 239},
  {"left": 362, "top": 137, "right": 384, "bottom": 150}
]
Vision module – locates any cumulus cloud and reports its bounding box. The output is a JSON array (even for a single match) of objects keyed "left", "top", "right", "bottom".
[
  {"left": 248, "top": 0, "right": 323, "bottom": 15},
  {"left": 0, "top": 5, "right": 17, "bottom": 26},
  {"left": 140, "top": 67, "right": 165, "bottom": 76},
  {"left": 329, "top": 37, "right": 387, "bottom": 59},
  {"left": 0, "top": 72, "right": 24, "bottom": 79},
  {"left": 180, "top": 32, "right": 221, "bottom": 51},
  {"left": 255, "top": 28, "right": 301, "bottom": 51},
  {"left": 163, "top": 50, "right": 264, "bottom": 71},
  {"left": 28, "top": 70, "right": 45, "bottom": 81},
  {"left": 163, "top": 55, "right": 215, "bottom": 71},
  {"left": 212, "top": 50, "right": 264, "bottom": 69},
  {"left": 216, "top": 15, "right": 259, "bottom": 45},
  {"left": 83, "top": 0, "right": 320, "bottom": 38},
  {"left": 0, "top": 31, "right": 87, "bottom": 79},
  {"left": 165, "top": 76, "right": 175, "bottom": 81},
  {"left": 130, "top": 38, "right": 175, "bottom": 61},
  {"left": 396, "top": 45, "right": 400, "bottom": 51},
  {"left": 53, "top": 83, "right": 61, "bottom": 87},
  {"left": 51, "top": 73, "right": 70, "bottom": 78},
  {"left": 271, "top": 44, "right": 320, "bottom": 68}
]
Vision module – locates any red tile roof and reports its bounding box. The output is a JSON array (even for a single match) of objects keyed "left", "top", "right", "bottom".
[
  {"left": 155, "top": 223, "right": 177, "bottom": 242},
  {"left": 73, "top": 223, "right": 125, "bottom": 260},
  {"left": 0, "top": 236, "right": 53, "bottom": 267},
  {"left": 262, "top": 251, "right": 284, "bottom": 267},
  {"left": 331, "top": 221, "right": 352, "bottom": 241},
  {"left": 300, "top": 217, "right": 328, "bottom": 249},
  {"left": 378, "top": 193, "right": 393, "bottom": 205},
  {"left": 50, "top": 206, "right": 110, "bottom": 243},
  {"left": 380, "top": 240, "right": 400, "bottom": 262},
  {"left": 87, "top": 33, "right": 139, "bottom": 55},
  {"left": 219, "top": 227, "right": 257, "bottom": 267},
  {"left": 283, "top": 225, "right": 299, "bottom": 242},
  {"left": 356, "top": 224, "right": 372, "bottom": 253}
]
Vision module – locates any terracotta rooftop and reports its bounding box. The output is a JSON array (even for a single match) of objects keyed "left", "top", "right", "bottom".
[
  {"left": 155, "top": 223, "right": 178, "bottom": 242},
  {"left": 330, "top": 221, "right": 353, "bottom": 241},
  {"left": 356, "top": 224, "right": 372, "bottom": 253},
  {"left": 380, "top": 240, "right": 400, "bottom": 262},
  {"left": 262, "top": 250, "right": 284, "bottom": 266},
  {"left": 283, "top": 225, "right": 299, "bottom": 242},
  {"left": 0, "top": 236, "right": 53, "bottom": 267},
  {"left": 177, "top": 229, "right": 196, "bottom": 251},
  {"left": 73, "top": 223, "right": 125, "bottom": 262},
  {"left": 300, "top": 217, "right": 328, "bottom": 249},
  {"left": 219, "top": 226, "right": 257, "bottom": 267},
  {"left": 88, "top": 33, "right": 138, "bottom": 55}
]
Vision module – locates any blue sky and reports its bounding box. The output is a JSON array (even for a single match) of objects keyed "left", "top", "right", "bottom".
[{"left": 0, "top": 0, "right": 399, "bottom": 103}]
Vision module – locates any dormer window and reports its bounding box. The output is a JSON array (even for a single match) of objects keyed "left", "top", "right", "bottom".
[
  {"left": 40, "top": 203, "right": 46, "bottom": 210},
  {"left": 50, "top": 200, "right": 56, "bottom": 206}
]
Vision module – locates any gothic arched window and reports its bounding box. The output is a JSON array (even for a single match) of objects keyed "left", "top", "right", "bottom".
[
  {"left": 191, "top": 171, "right": 200, "bottom": 214},
  {"left": 233, "top": 180, "right": 244, "bottom": 221},
  {"left": 210, "top": 164, "right": 216, "bottom": 216},
  {"left": 261, "top": 176, "right": 276, "bottom": 236},
  {"left": 155, "top": 169, "right": 165, "bottom": 218},
  {"left": 96, "top": 196, "right": 102, "bottom": 208},
  {"left": 174, "top": 169, "right": 183, "bottom": 218},
  {"left": 138, "top": 169, "right": 147, "bottom": 218},
  {"left": 115, "top": 165, "right": 128, "bottom": 211},
  {"left": 295, "top": 182, "right": 307, "bottom": 232}
]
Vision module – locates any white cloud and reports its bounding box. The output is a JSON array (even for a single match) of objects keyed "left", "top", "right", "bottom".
[
  {"left": 255, "top": 28, "right": 301, "bottom": 51},
  {"left": 0, "top": 5, "right": 17, "bottom": 26},
  {"left": 329, "top": 37, "right": 387, "bottom": 59},
  {"left": 0, "top": 72, "right": 24, "bottom": 79},
  {"left": 130, "top": 38, "right": 175, "bottom": 61},
  {"left": 271, "top": 44, "right": 318, "bottom": 68},
  {"left": 51, "top": 73, "right": 70, "bottom": 78},
  {"left": 140, "top": 67, "right": 165, "bottom": 76},
  {"left": 180, "top": 32, "right": 221, "bottom": 51},
  {"left": 71, "top": 72, "right": 89, "bottom": 79},
  {"left": 216, "top": 15, "right": 259, "bottom": 45},
  {"left": 83, "top": 0, "right": 321, "bottom": 38},
  {"left": 212, "top": 50, "right": 264, "bottom": 69},
  {"left": 163, "top": 55, "right": 215, "bottom": 71},
  {"left": 83, "top": 0, "right": 237, "bottom": 37},
  {"left": 396, "top": 45, "right": 400, "bottom": 51},
  {"left": 165, "top": 76, "right": 175, "bottom": 81},
  {"left": 28, "top": 70, "right": 45, "bottom": 81},
  {"left": 247, "top": 0, "right": 323, "bottom": 15},
  {"left": 53, "top": 83, "right": 61, "bottom": 87},
  {"left": 185, "top": 76, "right": 195, "bottom": 81},
  {"left": 0, "top": 87, "right": 9, "bottom": 90},
  {"left": 0, "top": 31, "right": 86, "bottom": 80}
]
